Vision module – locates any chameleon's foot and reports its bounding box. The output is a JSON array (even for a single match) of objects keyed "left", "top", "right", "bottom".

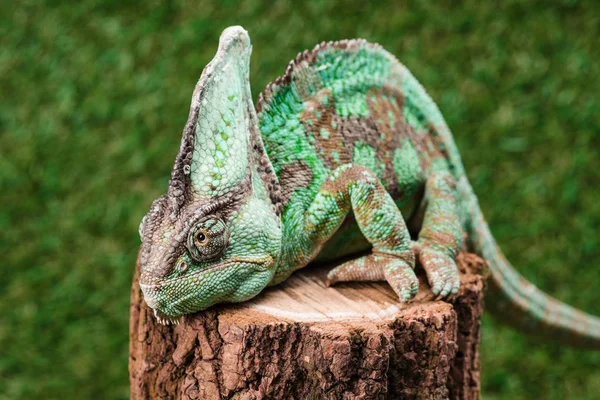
[
  {"left": 418, "top": 245, "right": 460, "bottom": 298},
  {"left": 326, "top": 253, "right": 419, "bottom": 302}
]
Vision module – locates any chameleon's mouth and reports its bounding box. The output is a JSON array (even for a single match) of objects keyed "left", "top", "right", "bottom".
[{"left": 140, "top": 256, "right": 273, "bottom": 289}]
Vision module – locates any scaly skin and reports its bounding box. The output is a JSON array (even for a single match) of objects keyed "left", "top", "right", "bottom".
[{"left": 138, "top": 26, "right": 600, "bottom": 348}]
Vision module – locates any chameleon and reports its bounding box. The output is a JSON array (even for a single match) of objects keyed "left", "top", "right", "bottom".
[{"left": 138, "top": 26, "right": 600, "bottom": 348}]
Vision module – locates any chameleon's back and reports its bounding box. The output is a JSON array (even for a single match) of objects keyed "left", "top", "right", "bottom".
[{"left": 257, "top": 40, "right": 458, "bottom": 260}]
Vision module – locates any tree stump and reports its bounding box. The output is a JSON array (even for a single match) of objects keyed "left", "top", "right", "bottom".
[{"left": 130, "top": 252, "right": 487, "bottom": 400}]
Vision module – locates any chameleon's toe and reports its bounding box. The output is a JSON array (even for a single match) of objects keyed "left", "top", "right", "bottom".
[
  {"left": 419, "top": 246, "right": 460, "bottom": 299},
  {"left": 450, "top": 276, "right": 460, "bottom": 295},
  {"left": 439, "top": 279, "right": 454, "bottom": 298},
  {"left": 326, "top": 256, "right": 385, "bottom": 286},
  {"left": 381, "top": 257, "right": 419, "bottom": 302}
]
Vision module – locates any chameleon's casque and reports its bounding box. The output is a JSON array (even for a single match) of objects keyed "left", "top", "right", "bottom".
[{"left": 138, "top": 26, "right": 600, "bottom": 348}]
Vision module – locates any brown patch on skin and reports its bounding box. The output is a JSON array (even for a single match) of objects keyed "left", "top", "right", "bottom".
[
  {"left": 353, "top": 187, "right": 383, "bottom": 225},
  {"left": 407, "top": 133, "right": 432, "bottom": 172},
  {"left": 251, "top": 132, "right": 284, "bottom": 217},
  {"left": 301, "top": 89, "right": 350, "bottom": 169},
  {"left": 442, "top": 173, "right": 457, "bottom": 190},
  {"left": 338, "top": 116, "right": 381, "bottom": 162},
  {"left": 318, "top": 165, "right": 374, "bottom": 196},
  {"left": 365, "top": 86, "right": 403, "bottom": 193},
  {"left": 365, "top": 89, "right": 447, "bottom": 176},
  {"left": 278, "top": 161, "right": 314, "bottom": 206},
  {"left": 377, "top": 228, "right": 411, "bottom": 254},
  {"left": 410, "top": 122, "right": 446, "bottom": 174},
  {"left": 419, "top": 230, "right": 461, "bottom": 251},
  {"left": 426, "top": 187, "right": 456, "bottom": 203},
  {"left": 427, "top": 121, "right": 451, "bottom": 166},
  {"left": 292, "top": 61, "right": 322, "bottom": 100},
  {"left": 380, "top": 250, "right": 415, "bottom": 268}
]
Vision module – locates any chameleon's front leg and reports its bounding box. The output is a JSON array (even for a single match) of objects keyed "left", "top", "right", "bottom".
[{"left": 306, "top": 164, "right": 419, "bottom": 302}]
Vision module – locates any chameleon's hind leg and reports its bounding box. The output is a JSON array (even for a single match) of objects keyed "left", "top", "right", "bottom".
[
  {"left": 417, "top": 170, "right": 463, "bottom": 298},
  {"left": 305, "top": 164, "right": 418, "bottom": 302}
]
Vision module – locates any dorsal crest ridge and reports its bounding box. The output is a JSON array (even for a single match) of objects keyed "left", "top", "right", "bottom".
[{"left": 256, "top": 39, "right": 392, "bottom": 114}]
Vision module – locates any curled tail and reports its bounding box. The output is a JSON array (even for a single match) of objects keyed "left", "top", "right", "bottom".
[
  {"left": 399, "top": 66, "right": 600, "bottom": 348},
  {"left": 456, "top": 178, "right": 600, "bottom": 348}
]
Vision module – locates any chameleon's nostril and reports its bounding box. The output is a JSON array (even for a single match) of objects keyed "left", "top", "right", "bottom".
[
  {"left": 140, "top": 284, "right": 160, "bottom": 309},
  {"left": 180, "top": 261, "right": 189, "bottom": 273}
]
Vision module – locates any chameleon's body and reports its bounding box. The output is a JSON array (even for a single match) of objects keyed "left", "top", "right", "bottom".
[{"left": 139, "top": 26, "right": 600, "bottom": 347}]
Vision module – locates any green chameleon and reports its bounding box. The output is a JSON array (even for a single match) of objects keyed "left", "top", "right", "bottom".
[{"left": 138, "top": 26, "right": 599, "bottom": 347}]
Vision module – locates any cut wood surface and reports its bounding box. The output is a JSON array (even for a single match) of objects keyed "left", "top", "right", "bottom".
[{"left": 130, "top": 252, "right": 488, "bottom": 400}]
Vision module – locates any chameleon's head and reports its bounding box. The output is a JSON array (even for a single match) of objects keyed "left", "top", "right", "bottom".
[{"left": 138, "top": 26, "right": 283, "bottom": 324}]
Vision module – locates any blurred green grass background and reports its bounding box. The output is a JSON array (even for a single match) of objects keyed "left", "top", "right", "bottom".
[{"left": 1, "top": 0, "right": 599, "bottom": 398}]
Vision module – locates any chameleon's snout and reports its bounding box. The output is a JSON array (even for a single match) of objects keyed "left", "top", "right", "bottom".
[
  {"left": 140, "top": 284, "right": 159, "bottom": 308},
  {"left": 140, "top": 282, "right": 167, "bottom": 315}
]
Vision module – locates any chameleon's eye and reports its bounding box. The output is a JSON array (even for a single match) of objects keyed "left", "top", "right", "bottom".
[
  {"left": 195, "top": 231, "right": 207, "bottom": 244},
  {"left": 186, "top": 217, "right": 229, "bottom": 262}
]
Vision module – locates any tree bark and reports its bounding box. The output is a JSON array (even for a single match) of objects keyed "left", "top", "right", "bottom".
[{"left": 130, "top": 252, "right": 487, "bottom": 400}]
